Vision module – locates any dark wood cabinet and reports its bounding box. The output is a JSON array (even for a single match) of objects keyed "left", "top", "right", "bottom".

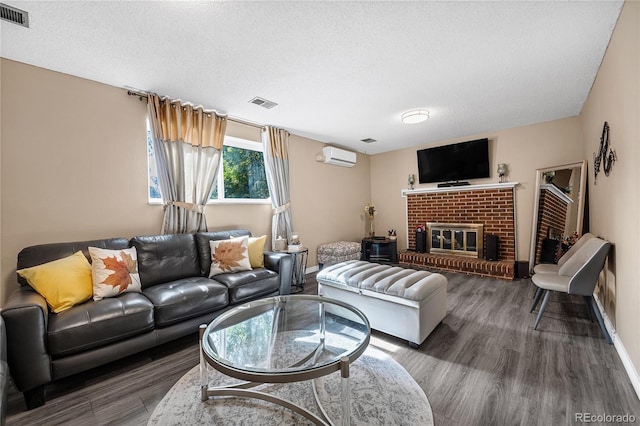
[{"left": 361, "top": 238, "right": 398, "bottom": 264}]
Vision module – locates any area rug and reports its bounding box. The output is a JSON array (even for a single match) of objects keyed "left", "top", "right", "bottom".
[{"left": 148, "top": 345, "right": 433, "bottom": 425}]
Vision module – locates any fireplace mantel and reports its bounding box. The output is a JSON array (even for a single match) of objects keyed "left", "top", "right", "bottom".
[{"left": 401, "top": 181, "right": 518, "bottom": 197}]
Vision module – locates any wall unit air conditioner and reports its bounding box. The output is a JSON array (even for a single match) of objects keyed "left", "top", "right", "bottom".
[{"left": 322, "top": 146, "right": 356, "bottom": 167}]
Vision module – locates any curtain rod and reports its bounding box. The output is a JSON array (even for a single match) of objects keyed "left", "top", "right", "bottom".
[{"left": 126, "top": 90, "right": 265, "bottom": 130}]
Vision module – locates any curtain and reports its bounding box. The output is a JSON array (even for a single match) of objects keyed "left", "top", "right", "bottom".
[
  {"left": 262, "top": 126, "right": 293, "bottom": 250},
  {"left": 147, "top": 93, "right": 227, "bottom": 234}
]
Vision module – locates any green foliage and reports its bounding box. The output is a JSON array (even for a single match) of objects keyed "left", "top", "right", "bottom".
[{"left": 222, "top": 146, "right": 269, "bottom": 199}]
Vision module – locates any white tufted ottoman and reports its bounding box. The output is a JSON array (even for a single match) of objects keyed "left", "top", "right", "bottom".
[
  {"left": 316, "top": 260, "right": 447, "bottom": 347},
  {"left": 317, "top": 241, "right": 361, "bottom": 269}
]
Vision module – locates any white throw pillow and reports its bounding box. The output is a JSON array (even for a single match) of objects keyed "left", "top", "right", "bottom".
[
  {"left": 88, "top": 247, "right": 142, "bottom": 301},
  {"left": 209, "top": 236, "right": 252, "bottom": 277}
]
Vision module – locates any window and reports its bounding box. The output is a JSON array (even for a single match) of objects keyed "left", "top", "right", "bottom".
[{"left": 147, "top": 127, "right": 269, "bottom": 204}]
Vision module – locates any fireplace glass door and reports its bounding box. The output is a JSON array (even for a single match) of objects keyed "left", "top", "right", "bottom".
[{"left": 427, "top": 223, "right": 483, "bottom": 258}]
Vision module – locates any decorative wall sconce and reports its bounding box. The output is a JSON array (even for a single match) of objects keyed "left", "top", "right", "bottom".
[
  {"left": 408, "top": 174, "right": 416, "bottom": 190},
  {"left": 593, "top": 121, "right": 616, "bottom": 184},
  {"left": 497, "top": 163, "right": 508, "bottom": 183}
]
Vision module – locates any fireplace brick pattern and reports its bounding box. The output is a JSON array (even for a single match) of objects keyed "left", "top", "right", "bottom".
[
  {"left": 534, "top": 188, "right": 569, "bottom": 264},
  {"left": 401, "top": 187, "right": 516, "bottom": 279}
]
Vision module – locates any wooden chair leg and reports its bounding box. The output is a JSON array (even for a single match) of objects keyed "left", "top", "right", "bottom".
[
  {"left": 533, "top": 290, "right": 551, "bottom": 330},
  {"left": 530, "top": 287, "right": 543, "bottom": 312},
  {"left": 589, "top": 296, "right": 613, "bottom": 344}
]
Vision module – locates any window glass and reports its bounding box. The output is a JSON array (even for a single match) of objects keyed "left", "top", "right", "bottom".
[{"left": 221, "top": 143, "right": 269, "bottom": 199}]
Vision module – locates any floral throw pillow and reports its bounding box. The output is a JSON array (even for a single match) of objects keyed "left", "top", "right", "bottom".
[
  {"left": 209, "top": 237, "right": 252, "bottom": 277},
  {"left": 88, "top": 247, "right": 142, "bottom": 301}
]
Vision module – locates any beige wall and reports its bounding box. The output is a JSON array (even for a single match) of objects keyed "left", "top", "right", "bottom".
[
  {"left": 288, "top": 134, "right": 371, "bottom": 267},
  {"left": 0, "top": 59, "right": 371, "bottom": 303},
  {"left": 370, "top": 116, "right": 585, "bottom": 261},
  {"left": 580, "top": 1, "right": 640, "bottom": 373}
]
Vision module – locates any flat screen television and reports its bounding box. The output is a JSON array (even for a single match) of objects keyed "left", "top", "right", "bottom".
[{"left": 416, "top": 138, "right": 490, "bottom": 184}]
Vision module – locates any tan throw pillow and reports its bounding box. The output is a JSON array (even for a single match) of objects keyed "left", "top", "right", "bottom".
[
  {"left": 17, "top": 251, "right": 93, "bottom": 313},
  {"left": 209, "top": 236, "right": 252, "bottom": 277},
  {"left": 88, "top": 247, "right": 142, "bottom": 301}
]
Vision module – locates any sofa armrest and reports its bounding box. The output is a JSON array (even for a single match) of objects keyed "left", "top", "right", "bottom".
[
  {"left": 263, "top": 252, "right": 294, "bottom": 295},
  {"left": 1, "top": 287, "right": 52, "bottom": 393}
]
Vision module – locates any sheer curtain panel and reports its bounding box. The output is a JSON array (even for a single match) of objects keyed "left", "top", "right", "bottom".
[
  {"left": 262, "top": 126, "right": 294, "bottom": 250},
  {"left": 147, "top": 93, "right": 227, "bottom": 234}
]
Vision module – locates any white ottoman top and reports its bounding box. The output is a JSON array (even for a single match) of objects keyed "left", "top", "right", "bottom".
[{"left": 316, "top": 260, "right": 447, "bottom": 302}]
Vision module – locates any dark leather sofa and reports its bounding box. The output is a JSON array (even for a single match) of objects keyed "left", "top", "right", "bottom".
[{"left": 1, "top": 229, "right": 293, "bottom": 409}]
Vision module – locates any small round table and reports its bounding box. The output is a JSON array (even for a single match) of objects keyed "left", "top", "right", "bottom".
[{"left": 200, "top": 295, "right": 370, "bottom": 425}]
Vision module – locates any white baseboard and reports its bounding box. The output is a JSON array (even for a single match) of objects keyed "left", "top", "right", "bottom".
[
  {"left": 306, "top": 265, "right": 319, "bottom": 274},
  {"left": 594, "top": 294, "right": 640, "bottom": 400}
]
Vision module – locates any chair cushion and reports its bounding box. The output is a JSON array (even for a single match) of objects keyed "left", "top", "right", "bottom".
[
  {"left": 558, "top": 238, "right": 608, "bottom": 277},
  {"left": 532, "top": 263, "right": 560, "bottom": 274},
  {"left": 212, "top": 269, "right": 279, "bottom": 304},
  {"left": 47, "top": 292, "right": 154, "bottom": 357},
  {"left": 557, "top": 233, "right": 594, "bottom": 267},
  {"left": 532, "top": 273, "right": 571, "bottom": 293},
  {"left": 142, "top": 277, "right": 229, "bottom": 327}
]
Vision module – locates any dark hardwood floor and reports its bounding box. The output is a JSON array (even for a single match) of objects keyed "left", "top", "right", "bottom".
[{"left": 6, "top": 271, "right": 640, "bottom": 425}]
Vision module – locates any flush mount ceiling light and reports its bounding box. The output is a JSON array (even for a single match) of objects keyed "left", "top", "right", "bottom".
[{"left": 401, "top": 110, "right": 430, "bottom": 124}]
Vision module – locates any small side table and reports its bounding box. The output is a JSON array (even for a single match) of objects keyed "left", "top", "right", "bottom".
[
  {"left": 361, "top": 238, "right": 398, "bottom": 264},
  {"left": 277, "top": 247, "right": 309, "bottom": 293}
]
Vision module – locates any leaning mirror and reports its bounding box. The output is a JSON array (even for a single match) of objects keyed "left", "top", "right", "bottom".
[{"left": 529, "top": 160, "right": 587, "bottom": 272}]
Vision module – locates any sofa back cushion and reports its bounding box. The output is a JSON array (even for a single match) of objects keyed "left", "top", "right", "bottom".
[
  {"left": 195, "top": 230, "right": 252, "bottom": 276},
  {"left": 17, "top": 238, "right": 130, "bottom": 286},
  {"left": 130, "top": 234, "right": 200, "bottom": 288}
]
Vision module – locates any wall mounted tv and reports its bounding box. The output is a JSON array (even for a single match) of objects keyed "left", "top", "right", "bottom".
[{"left": 416, "top": 138, "right": 490, "bottom": 184}]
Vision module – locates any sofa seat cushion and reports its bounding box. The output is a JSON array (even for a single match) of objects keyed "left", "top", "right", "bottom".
[
  {"left": 212, "top": 268, "right": 279, "bottom": 304},
  {"left": 142, "top": 277, "right": 229, "bottom": 327},
  {"left": 47, "top": 293, "right": 154, "bottom": 357}
]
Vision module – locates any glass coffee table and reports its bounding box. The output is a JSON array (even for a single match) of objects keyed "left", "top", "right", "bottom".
[{"left": 199, "top": 295, "right": 370, "bottom": 426}]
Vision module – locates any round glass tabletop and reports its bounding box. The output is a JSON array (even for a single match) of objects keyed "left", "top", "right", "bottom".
[{"left": 201, "top": 295, "right": 370, "bottom": 382}]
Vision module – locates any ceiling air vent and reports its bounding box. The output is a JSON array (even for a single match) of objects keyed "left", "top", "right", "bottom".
[
  {"left": 361, "top": 138, "right": 377, "bottom": 143},
  {"left": 249, "top": 97, "right": 278, "bottom": 109},
  {"left": 0, "top": 3, "right": 29, "bottom": 28}
]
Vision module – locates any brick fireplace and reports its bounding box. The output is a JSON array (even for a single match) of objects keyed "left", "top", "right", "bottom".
[
  {"left": 534, "top": 184, "right": 571, "bottom": 264},
  {"left": 400, "top": 183, "right": 517, "bottom": 279}
]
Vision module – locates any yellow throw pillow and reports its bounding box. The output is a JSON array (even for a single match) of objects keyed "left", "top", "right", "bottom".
[
  {"left": 247, "top": 235, "right": 267, "bottom": 268},
  {"left": 17, "top": 251, "right": 93, "bottom": 313}
]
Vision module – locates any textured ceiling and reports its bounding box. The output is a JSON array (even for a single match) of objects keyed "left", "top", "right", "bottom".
[{"left": 0, "top": 1, "right": 623, "bottom": 154}]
